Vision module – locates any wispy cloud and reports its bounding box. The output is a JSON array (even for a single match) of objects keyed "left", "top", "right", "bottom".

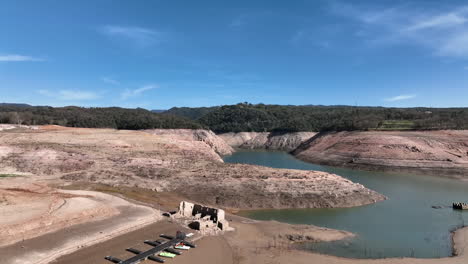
[
  {"left": 100, "top": 25, "right": 161, "bottom": 47},
  {"left": 406, "top": 11, "right": 468, "bottom": 31},
  {"left": 0, "top": 54, "right": 44, "bottom": 62},
  {"left": 38, "top": 89, "right": 99, "bottom": 100},
  {"left": 121, "top": 84, "right": 158, "bottom": 99},
  {"left": 385, "top": 94, "right": 416, "bottom": 102},
  {"left": 101, "top": 77, "right": 120, "bottom": 85},
  {"left": 329, "top": 3, "right": 468, "bottom": 58},
  {"left": 230, "top": 15, "right": 248, "bottom": 28}
]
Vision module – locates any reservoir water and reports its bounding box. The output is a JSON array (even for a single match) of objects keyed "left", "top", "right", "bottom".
[{"left": 223, "top": 150, "right": 468, "bottom": 259}]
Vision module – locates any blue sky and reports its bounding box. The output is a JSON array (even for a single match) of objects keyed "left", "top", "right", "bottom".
[{"left": 1, "top": 0, "right": 468, "bottom": 109}]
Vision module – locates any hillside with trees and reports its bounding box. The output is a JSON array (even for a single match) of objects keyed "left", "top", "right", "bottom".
[
  {"left": 168, "top": 103, "right": 468, "bottom": 133},
  {"left": 0, "top": 105, "right": 201, "bottom": 130},
  {"left": 165, "top": 106, "right": 219, "bottom": 120},
  {"left": 1, "top": 103, "right": 467, "bottom": 132}
]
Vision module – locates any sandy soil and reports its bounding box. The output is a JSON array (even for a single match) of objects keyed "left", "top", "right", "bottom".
[
  {"left": 47, "top": 212, "right": 468, "bottom": 264},
  {"left": 50, "top": 213, "right": 353, "bottom": 264},
  {"left": 0, "top": 177, "right": 161, "bottom": 264},
  {"left": 294, "top": 131, "right": 468, "bottom": 178},
  {"left": 0, "top": 126, "right": 386, "bottom": 263},
  {"left": 0, "top": 124, "right": 38, "bottom": 131},
  {"left": 51, "top": 220, "right": 232, "bottom": 264},
  {"left": 0, "top": 126, "right": 383, "bottom": 209}
]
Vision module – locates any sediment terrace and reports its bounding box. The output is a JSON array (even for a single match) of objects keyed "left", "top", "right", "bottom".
[
  {"left": 293, "top": 131, "right": 468, "bottom": 178},
  {"left": 219, "top": 130, "right": 468, "bottom": 178},
  {"left": 0, "top": 126, "right": 383, "bottom": 209},
  {"left": 3, "top": 126, "right": 468, "bottom": 264}
]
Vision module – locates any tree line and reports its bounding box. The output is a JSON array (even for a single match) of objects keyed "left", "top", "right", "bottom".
[
  {"left": 1, "top": 103, "right": 467, "bottom": 132},
  {"left": 0, "top": 105, "right": 201, "bottom": 130},
  {"left": 166, "top": 103, "right": 468, "bottom": 133}
]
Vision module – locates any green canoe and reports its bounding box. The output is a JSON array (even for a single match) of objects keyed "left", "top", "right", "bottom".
[{"left": 159, "top": 252, "right": 176, "bottom": 258}]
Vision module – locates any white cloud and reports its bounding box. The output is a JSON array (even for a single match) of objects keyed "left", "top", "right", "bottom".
[
  {"left": 406, "top": 12, "right": 468, "bottom": 31},
  {"left": 101, "top": 77, "right": 120, "bottom": 85},
  {"left": 0, "top": 54, "right": 43, "bottom": 62},
  {"left": 385, "top": 94, "right": 416, "bottom": 102},
  {"left": 121, "top": 84, "right": 158, "bottom": 99},
  {"left": 38, "top": 89, "right": 99, "bottom": 100},
  {"left": 329, "top": 3, "right": 468, "bottom": 58},
  {"left": 100, "top": 25, "right": 160, "bottom": 46}
]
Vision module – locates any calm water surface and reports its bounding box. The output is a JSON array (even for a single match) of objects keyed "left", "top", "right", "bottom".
[{"left": 223, "top": 150, "right": 468, "bottom": 259}]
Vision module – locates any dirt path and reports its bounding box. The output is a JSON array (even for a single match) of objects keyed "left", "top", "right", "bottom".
[{"left": 0, "top": 200, "right": 160, "bottom": 264}]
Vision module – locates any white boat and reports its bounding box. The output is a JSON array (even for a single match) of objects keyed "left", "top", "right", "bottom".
[{"left": 175, "top": 244, "right": 191, "bottom": 250}]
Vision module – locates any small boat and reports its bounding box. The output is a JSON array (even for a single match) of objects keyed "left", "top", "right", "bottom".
[
  {"left": 175, "top": 244, "right": 190, "bottom": 250},
  {"left": 159, "top": 252, "right": 176, "bottom": 258},
  {"left": 453, "top": 202, "right": 468, "bottom": 210}
]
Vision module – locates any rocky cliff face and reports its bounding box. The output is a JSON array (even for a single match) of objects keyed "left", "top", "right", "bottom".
[
  {"left": 293, "top": 131, "right": 468, "bottom": 178},
  {"left": 218, "top": 132, "right": 316, "bottom": 152},
  {"left": 145, "top": 129, "right": 234, "bottom": 156}
]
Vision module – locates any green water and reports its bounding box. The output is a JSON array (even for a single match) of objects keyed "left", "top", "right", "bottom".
[{"left": 223, "top": 150, "right": 468, "bottom": 259}]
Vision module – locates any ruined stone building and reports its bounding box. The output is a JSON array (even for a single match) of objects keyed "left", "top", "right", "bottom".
[{"left": 178, "top": 201, "right": 230, "bottom": 232}]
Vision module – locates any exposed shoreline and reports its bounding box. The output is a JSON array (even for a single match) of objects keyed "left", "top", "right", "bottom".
[
  {"left": 0, "top": 126, "right": 385, "bottom": 210},
  {"left": 225, "top": 222, "right": 468, "bottom": 264},
  {"left": 221, "top": 130, "right": 468, "bottom": 180},
  {"left": 3, "top": 126, "right": 468, "bottom": 263},
  {"left": 4, "top": 196, "right": 468, "bottom": 264}
]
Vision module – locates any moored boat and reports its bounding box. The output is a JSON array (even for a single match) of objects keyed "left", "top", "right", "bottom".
[
  {"left": 159, "top": 252, "right": 176, "bottom": 258},
  {"left": 452, "top": 202, "right": 468, "bottom": 210}
]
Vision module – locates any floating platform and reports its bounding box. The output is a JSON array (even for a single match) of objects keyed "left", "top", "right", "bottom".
[
  {"left": 453, "top": 202, "right": 468, "bottom": 210},
  {"left": 104, "top": 231, "right": 195, "bottom": 264}
]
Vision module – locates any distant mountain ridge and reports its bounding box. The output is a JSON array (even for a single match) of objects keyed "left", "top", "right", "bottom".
[{"left": 0, "top": 103, "right": 31, "bottom": 108}]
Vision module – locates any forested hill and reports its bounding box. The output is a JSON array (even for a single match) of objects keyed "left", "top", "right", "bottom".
[
  {"left": 165, "top": 106, "right": 219, "bottom": 120},
  {"left": 0, "top": 105, "right": 201, "bottom": 130},
  {"left": 1, "top": 103, "right": 467, "bottom": 132},
  {"left": 166, "top": 103, "right": 468, "bottom": 133}
]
